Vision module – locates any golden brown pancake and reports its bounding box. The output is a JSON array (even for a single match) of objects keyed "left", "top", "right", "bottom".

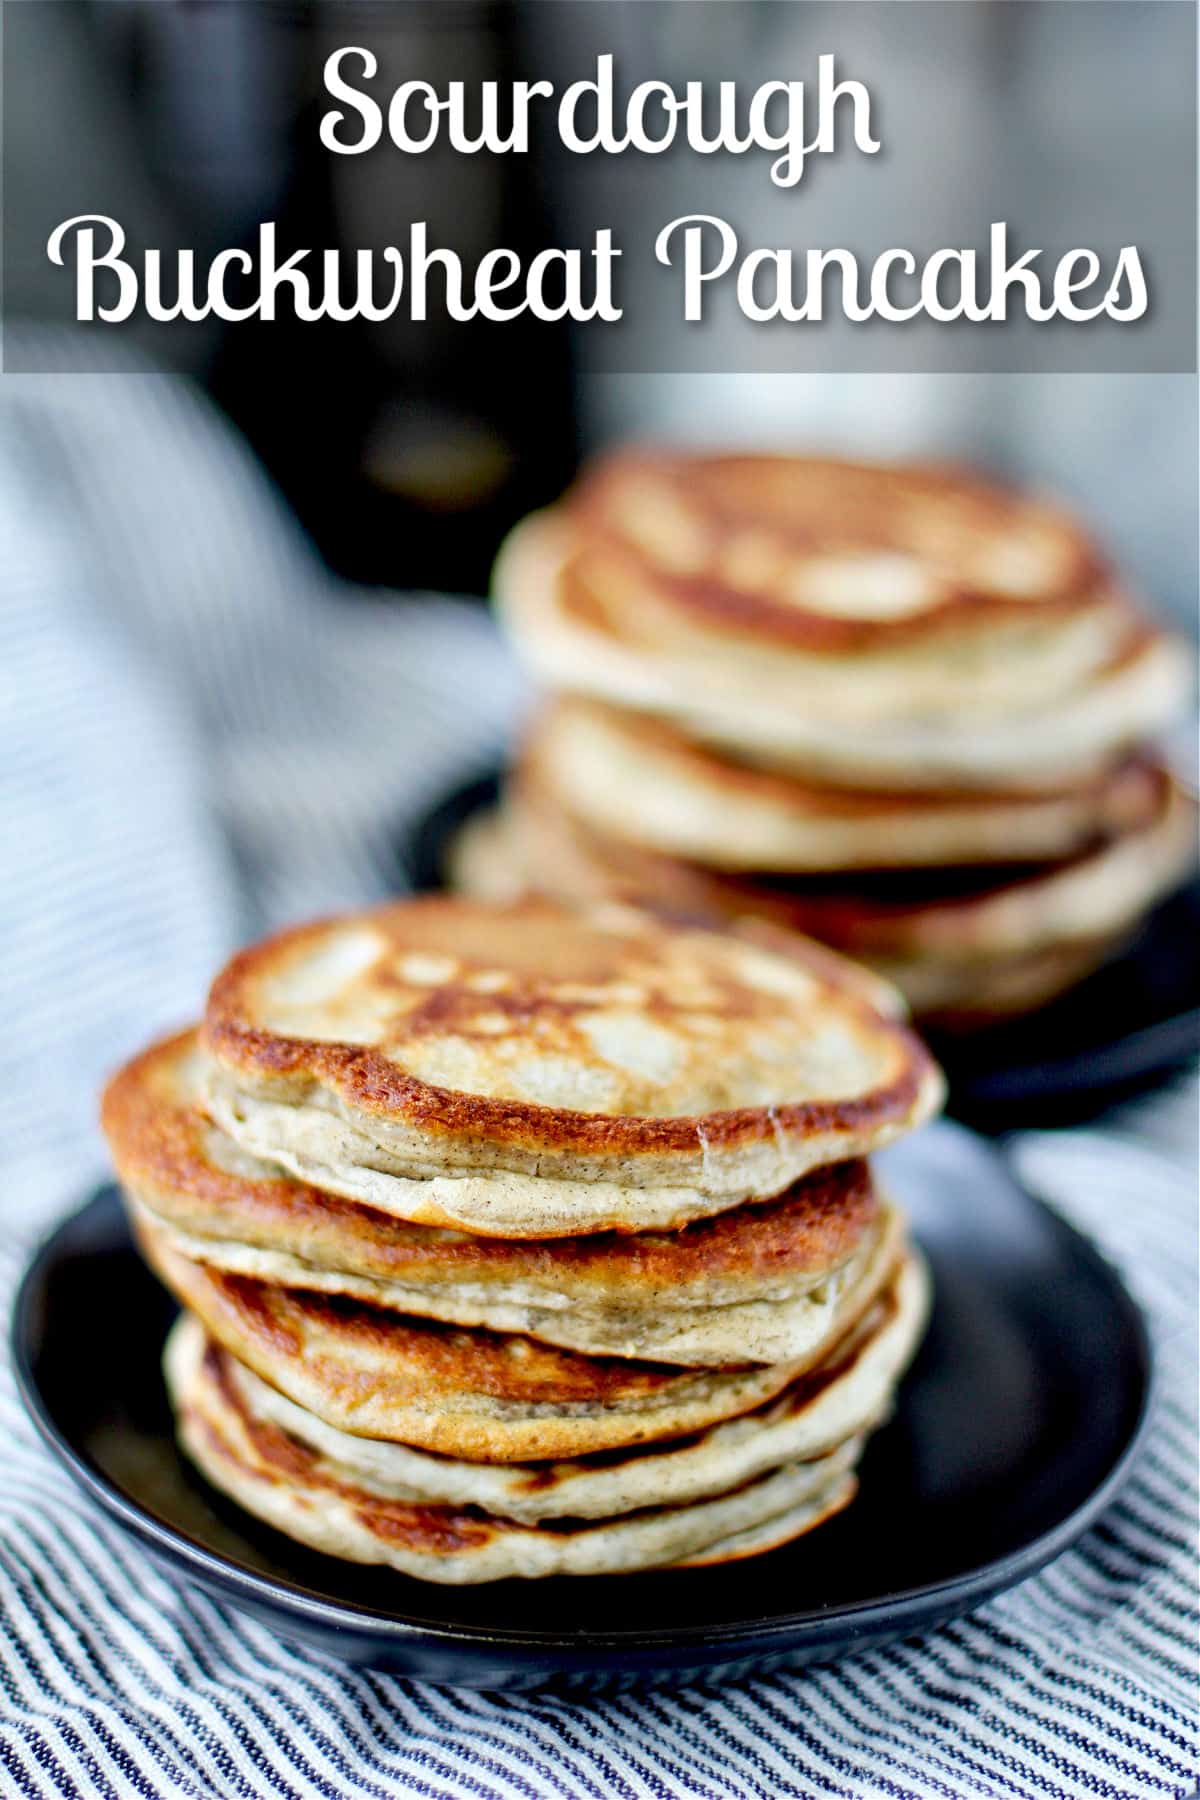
[
  {"left": 104, "top": 1030, "right": 888, "bottom": 1364},
  {"left": 523, "top": 699, "right": 1166, "bottom": 872},
  {"left": 201, "top": 896, "right": 943, "bottom": 1236},
  {"left": 565, "top": 452, "right": 1113, "bottom": 648},
  {"left": 191, "top": 1251, "right": 929, "bottom": 1524},
  {"left": 135, "top": 1205, "right": 906, "bottom": 1461},
  {"left": 495, "top": 456, "right": 1189, "bottom": 790},
  {"left": 167, "top": 1317, "right": 864, "bottom": 1581},
  {"left": 494, "top": 767, "right": 1195, "bottom": 1025}
]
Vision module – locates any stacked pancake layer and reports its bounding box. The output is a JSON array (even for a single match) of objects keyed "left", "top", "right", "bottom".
[
  {"left": 491, "top": 454, "right": 1194, "bottom": 1025},
  {"left": 102, "top": 896, "right": 941, "bottom": 1581}
]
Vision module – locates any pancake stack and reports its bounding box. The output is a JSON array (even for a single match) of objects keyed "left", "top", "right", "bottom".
[
  {"left": 101, "top": 895, "right": 943, "bottom": 1582},
  {"left": 485, "top": 453, "right": 1195, "bottom": 1026}
]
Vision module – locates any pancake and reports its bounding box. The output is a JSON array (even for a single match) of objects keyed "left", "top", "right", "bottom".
[
  {"left": 448, "top": 807, "right": 530, "bottom": 904},
  {"left": 495, "top": 496, "right": 1188, "bottom": 791},
  {"left": 135, "top": 1201, "right": 893, "bottom": 1368},
  {"left": 107, "top": 1031, "right": 893, "bottom": 1365},
  {"left": 458, "top": 804, "right": 1123, "bottom": 1024},
  {"left": 171, "top": 1251, "right": 928, "bottom": 1524},
  {"left": 202, "top": 896, "right": 943, "bottom": 1237},
  {"left": 525, "top": 700, "right": 1166, "bottom": 872},
  {"left": 445, "top": 813, "right": 908, "bottom": 1019},
  {"left": 167, "top": 1318, "right": 863, "bottom": 1581},
  {"left": 135, "top": 1205, "right": 907, "bottom": 1460},
  {"left": 497, "top": 769, "right": 1195, "bottom": 1023},
  {"left": 569, "top": 453, "right": 1115, "bottom": 648},
  {"left": 880, "top": 938, "right": 1125, "bottom": 1028}
]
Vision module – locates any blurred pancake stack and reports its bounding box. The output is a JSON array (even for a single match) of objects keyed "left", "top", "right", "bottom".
[
  {"left": 102, "top": 895, "right": 942, "bottom": 1582},
  {"left": 482, "top": 454, "right": 1195, "bottom": 1028}
]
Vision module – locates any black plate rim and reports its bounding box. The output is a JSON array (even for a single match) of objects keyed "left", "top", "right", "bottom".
[{"left": 11, "top": 1181, "right": 1155, "bottom": 1666}]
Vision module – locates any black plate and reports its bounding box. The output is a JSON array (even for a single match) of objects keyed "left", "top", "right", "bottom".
[
  {"left": 13, "top": 1126, "right": 1152, "bottom": 1689},
  {"left": 399, "top": 770, "right": 1200, "bottom": 1132}
]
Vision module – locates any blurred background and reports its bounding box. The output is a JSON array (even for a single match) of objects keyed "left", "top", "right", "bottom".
[{"left": 4, "top": 0, "right": 1197, "bottom": 614}]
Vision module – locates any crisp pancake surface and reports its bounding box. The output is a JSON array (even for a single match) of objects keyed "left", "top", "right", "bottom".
[
  {"left": 496, "top": 503, "right": 1188, "bottom": 789},
  {"left": 167, "top": 1318, "right": 863, "bottom": 1581},
  {"left": 171, "top": 1251, "right": 928, "bottom": 1525},
  {"left": 136, "top": 1207, "right": 905, "bottom": 1461},
  {"left": 202, "top": 896, "right": 942, "bottom": 1235},
  {"left": 105, "top": 1031, "right": 886, "bottom": 1363},
  {"left": 525, "top": 700, "right": 1165, "bottom": 872}
]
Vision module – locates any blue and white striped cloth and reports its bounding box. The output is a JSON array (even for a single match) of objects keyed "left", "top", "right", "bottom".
[{"left": 1, "top": 347, "right": 1196, "bottom": 1799}]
